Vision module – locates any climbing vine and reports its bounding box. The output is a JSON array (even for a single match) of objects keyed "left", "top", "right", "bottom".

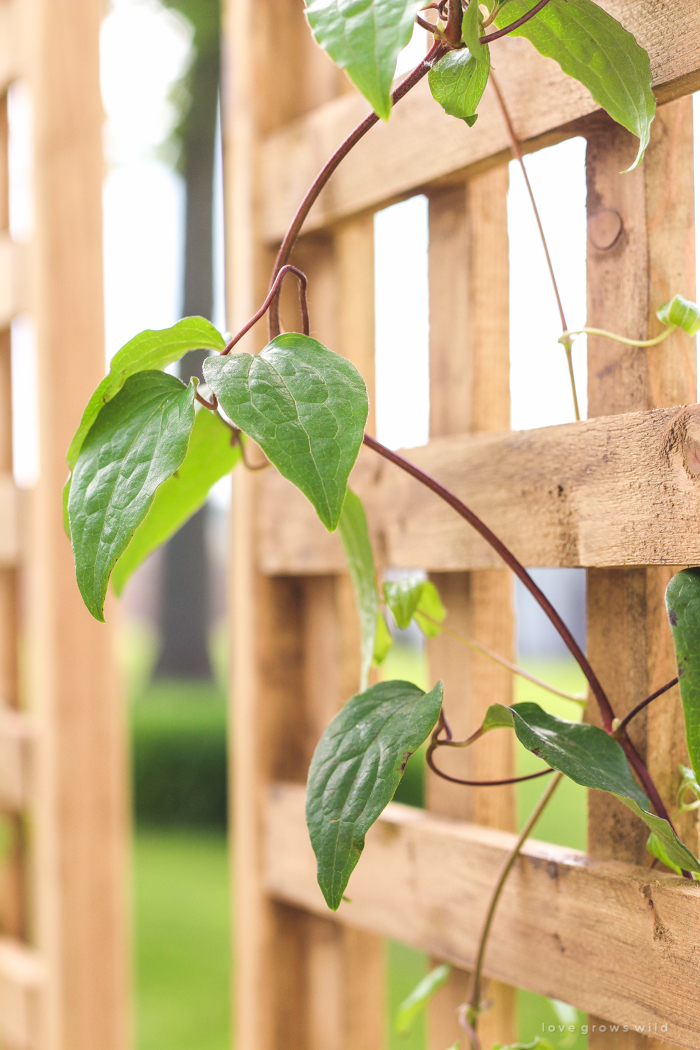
[{"left": 66, "top": 1, "right": 700, "bottom": 1046}]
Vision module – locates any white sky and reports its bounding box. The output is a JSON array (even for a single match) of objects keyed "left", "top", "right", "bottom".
[{"left": 6, "top": 3, "right": 700, "bottom": 483}]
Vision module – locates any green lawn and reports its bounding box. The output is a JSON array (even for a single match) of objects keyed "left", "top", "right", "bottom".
[{"left": 132, "top": 650, "right": 588, "bottom": 1050}]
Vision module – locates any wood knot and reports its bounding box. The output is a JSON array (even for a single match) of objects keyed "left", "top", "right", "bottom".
[
  {"left": 588, "top": 208, "right": 623, "bottom": 251},
  {"left": 663, "top": 406, "right": 700, "bottom": 480}
]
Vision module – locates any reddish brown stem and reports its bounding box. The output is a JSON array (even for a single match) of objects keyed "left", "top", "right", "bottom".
[
  {"left": 223, "top": 264, "right": 309, "bottom": 355},
  {"left": 427, "top": 745, "right": 554, "bottom": 786},
  {"left": 267, "top": 41, "right": 446, "bottom": 339},
  {"left": 481, "top": 0, "right": 552, "bottom": 42},
  {"left": 617, "top": 677, "right": 679, "bottom": 734}
]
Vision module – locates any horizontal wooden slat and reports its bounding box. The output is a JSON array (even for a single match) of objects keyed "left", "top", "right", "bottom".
[
  {"left": 261, "top": 0, "right": 700, "bottom": 241},
  {"left": 0, "top": 708, "right": 32, "bottom": 810},
  {"left": 266, "top": 782, "right": 700, "bottom": 1050},
  {"left": 258, "top": 405, "right": 700, "bottom": 573},
  {"left": 0, "top": 938, "right": 43, "bottom": 1050}
]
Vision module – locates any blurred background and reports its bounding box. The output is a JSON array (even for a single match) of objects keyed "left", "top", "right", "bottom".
[{"left": 7, "top": 2, "right": 694, "bottom": 1046}]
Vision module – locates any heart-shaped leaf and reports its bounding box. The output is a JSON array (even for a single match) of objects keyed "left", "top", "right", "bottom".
[
  {"left": 111, "top": 408, "right": 240, "bottom": 597},
  {"left": 69, "top": 371, "right": 196, "bottom": 621},
  {"left": 493, "top": 0, "right": 655, "bottom": 170},
  {"left": 487, "top": 701, "right": 700, "bottom": 874},
  {"left": 338, "top": 489, "right": 380, "bottom": 690},
  {"left": 305, "top": 0, "right": 425, "bottom": 120},
  {"left": 203, "top": 333, "right": 368, "bottom": 531},
  {"left": 428, "top": 46, "right": 490, "bottom": 125},
  {"left": 384, "top": 577, "right": 446, "bottom": 636},
  {"left": 65, "top": 317, "right": 224, "bottom": 533},
  {"left": 306, "top": 678, "right": 443, "bottom": 910},
  {"left": 413, "top": 580, "right": 446, "bottom": 638},
  {"left": 657, "top": 295, "right": 700, "bottom": 336},
  {"left": 666, "top": 568, "right": 700, "bottom": 783}
]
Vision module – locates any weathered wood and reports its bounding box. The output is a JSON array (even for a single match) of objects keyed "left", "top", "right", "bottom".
[
  {"left": 266, "top": 783, "right": 700, "bottom": 1050},
  {"left": 425, "top": 171, "right": 515, "bottom": 1048},
  {"left": 27, "top": 3, "right": 129, "bottom": 1046},
  {"left": 585, "top": 100, "right": 697, "bottom": 1050},
  {"left": 257, "top": 403, "right": 700, "bottom": 574},
  {"left": 0, "top": 938, "right": 44, "bottom": 1050},
  {"left": 261, "top": 1, "right": 700, "bottom": 242}
]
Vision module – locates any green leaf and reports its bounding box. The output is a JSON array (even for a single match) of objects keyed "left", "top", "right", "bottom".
[
  {"left": 373, "top": 611, "right": 394, "bottom": 665},
  {"left": 383, "top": 577, "right": 424, "bottom": 629},
  {"left": 495, "top": 1041, "right": 557, "bottom": 1050},
  {"left": 646, "top": 831, "right": 684, "bottom": 877},
  {"left": 666, "top": 569, "right": 700, "bottom": 783},
  {"left": 68, "top": 371, "right": 196, "bottom": 622},
  {"left": 65, "top": 317, "right": 224, "bottom": 534},
  {"left": 461, "top": 0, "right": 487, "bottom": 63},
  {"left": 657, "top": 295, "right": 700, "bottom": 336},
  {"left": 414, "top": 579, "right": 446, "bottom": 638},
  {"left": 428, "top": 46, "right": 490, "bottom": 125},
  {"left": 204, "top": 334, "right": 368, "bottom": 531},
  {"left": 111, "top": 408, "right": 240, "bottom": 597},
  {"left": 493, "top": 0, "right": 655, "bottom": 170},
  {"left": 306, "top": 678, "right": 443, "bottom": 910},
  {"left": 305, "top": 0, "right": 425, "bottom": 120},
  {"left": 338, "top": 489, "right": 379, "bottom": 690},
  {"left": 677, "top": 763, "right": 700, "bottom": 813},
  {"left": 394, "top": 963, "right": 451, "bottom": 1035},
  {"left": 507, "top": 702, "right": 700, "bottom": 875}
]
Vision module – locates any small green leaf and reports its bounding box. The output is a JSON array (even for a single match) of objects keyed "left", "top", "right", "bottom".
[
  {"left": 373, "top": 610, "right": 394, "bottom": 665},
  {"left": 339, "top": 489, "right": 379, "bottom": 690},
  {"left": 204, "top": 334, "right": 368, "bottom": 532},
  {"left": 677, "top": 763, "right": 700, "bottom": 813},
  {"left": 657, "top": 295, "right": 700, "bottom": 336},
  {"left": 414, "top": 579, "right": 446, "bottom": 638},
  {"left": 394, "top": 963, "right": 451, "bottom": 1035},
  {"left": 509, "top": 702, "right": 700, "bottom": 875},
  {"left": 461, "top": 0, "right": 487, "bottom": 64},
  {"left": 383, "top": 577, "right": 424, "bottom": 629},
  {"left": 493, "top": 0, "right": 655, "bottom": 170},
  {"left": 65, "top": 317, "right": 224, "bottom": 534},
  {"left": 666, "top": 569, "right": 700, "bottom": 783},
  {"left": 646, "top": 831, "right": 684, "bottom": 877},
  {"left": 305, "top": 0, "right": 425, "bottom": 120},
  {"left": 306, "top": 678, "right": 443, "bottom": 910},
  {"left": 68, "top": 371, "right": 196, "bottom": 621},
  {"left": 428, "top": 46, "right": 490, "bottom": 125},
  {"left": 111, "top": 409, "right": 240, "bottom": 596}
]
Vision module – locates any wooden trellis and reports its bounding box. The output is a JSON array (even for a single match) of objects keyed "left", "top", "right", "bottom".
[{"left": 223, "top": 2, "right": 700, "bottom": 1049}]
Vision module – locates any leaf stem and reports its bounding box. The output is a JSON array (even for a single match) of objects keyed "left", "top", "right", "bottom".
[
  {"left": 489, "top": 71, "right": 580, "bottom": 421},
  {"left": 267, "top": 42, "right": 446, "bottom": 339},
  {"left": 416, "top": 611, "right": 586, "bottom": 705},
  {"left": 615, "top": 677, "right": 679, "bottom": 735},
  {"left": 480, "top": 0, "right": 552, "bottom": 42},
  {"left": 559, "top": 325, "right": 676, "bottom": 349},
  {"left": 467, "top": 771, "right": 563, "bottom": 1035},
  {"left": 222, "top": 264, "right": 309, "bottom": 355}
]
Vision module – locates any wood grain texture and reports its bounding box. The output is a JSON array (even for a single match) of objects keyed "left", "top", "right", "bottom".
[
  {"left": 425, "top": 172, "right": 515, "bottom": 1049},
  {"left": 27, "top": 3, "right": 129, "bottom": 1046},
  {"left": 266, "top": 782, "right": 700, "bottom": 1050},
  {"left": 257, "top": 403, "right": 700, "bottom": 574},
  {"left": 585, "top": 101, "right": 697, "bottom": 1050},
  {"left": 260, "top": 1, "right": 700, "bottom": 242}
]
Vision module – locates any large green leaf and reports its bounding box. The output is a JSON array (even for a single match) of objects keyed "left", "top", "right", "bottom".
[
  {"left": 489, "top": 701, "right": 700, "bottom": 874},
  {"left": 666, "top": 569, "right": 700, "bottom": 783},
  {"left": 306, "top": 678, "right": 443, "bottom": 910},
  {"left": 428, "top": 46, "right": 490, "bottom": 125},
  {"left": 493, "top": 0, "right": 655, "bottom": 169},
  {"left": 111, "top": 408, "right": 240, "bottom": 597},
  {"left": 338, "top": 489, "right": 379, "bottom": 690},
  {"left": 204, "top": 334, "right": 368, "bottom": 531},
  {"left": 68, "top": 371, "right": 196, "bottom": 622},
  {"left": 305, "top": 0, "right": 424, "bottom": 120},
  {"left": 65, "top": 317, "right": 224, "bottom": 532},
  {"left": 394, "top": 964, "right": 451, "bottom": 1035}
]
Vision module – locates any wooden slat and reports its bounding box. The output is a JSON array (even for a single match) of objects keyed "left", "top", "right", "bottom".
[
  {"left": 261, "top": 1, "right": 700, "bottom": 241},
  {"left": 266, "top": 782, "right": 700, "bottom": 1050},
  {"left": 0, "top": 708, "right": 32, "bottom": 810},
  {"left": 0, "top": 1, "right": 25, "bottom": 94},
  {"left": 425, "top": 170, "right": 515, "bottom": 1049},
  {"left": 0, "top": 236, "right": 28, "bottom": 327},
  {"left": 0, "top": 472, "right": 19, "bottom": 567},
  {"left": 257, "top": 403, "right": 700, "bottom": 574},
  {"left": 0, "top": 938, "right": 44, "bottom": 1050}
]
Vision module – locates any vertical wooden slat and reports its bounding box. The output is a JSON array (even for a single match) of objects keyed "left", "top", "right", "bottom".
[
  {"left": 585, "top": 98, "right": 696, "bottom": 1050},
  {"left": 27, "top": 2, "right": 129, "bottom": 1046},
  {"left": 426, "top": 168, "right": 516, "bottom": 1050}
]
